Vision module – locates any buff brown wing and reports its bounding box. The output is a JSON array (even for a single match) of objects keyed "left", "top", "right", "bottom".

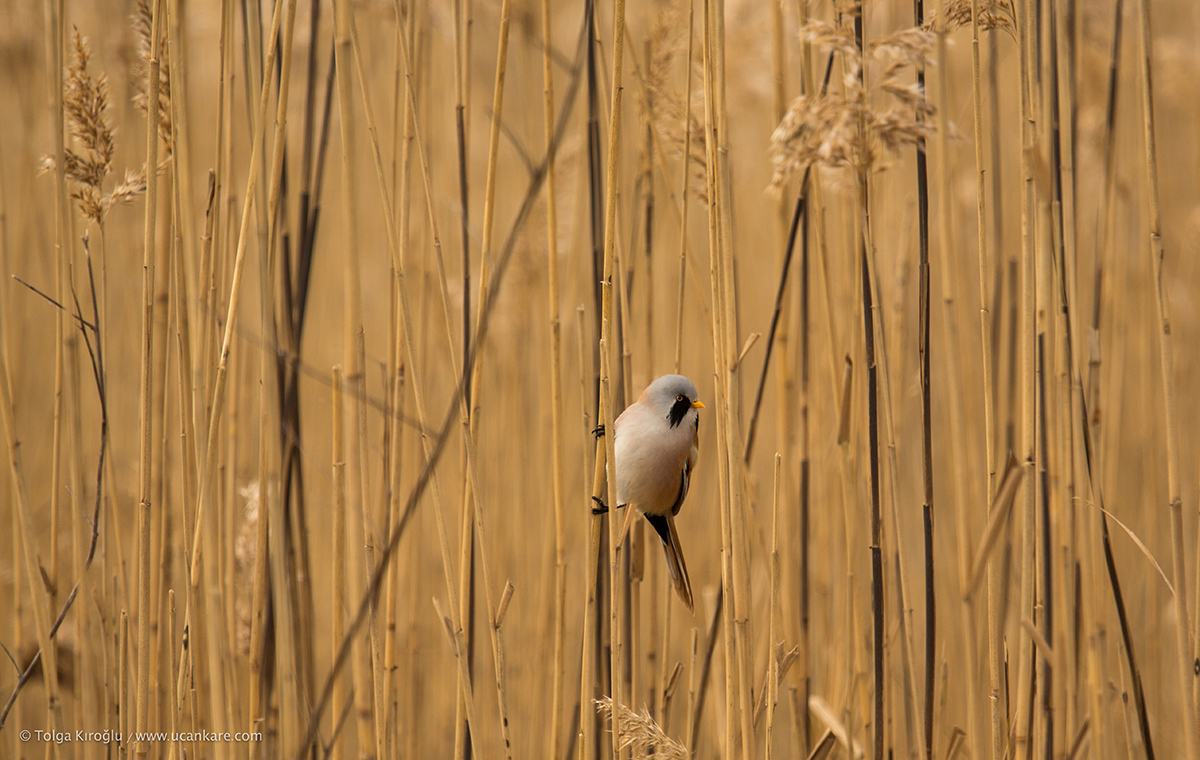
[{"left": 670, "top": 421, "right": 699, "bottom": 517}]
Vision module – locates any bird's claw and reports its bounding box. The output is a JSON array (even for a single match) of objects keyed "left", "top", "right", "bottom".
[
  {"left": 592, "top": 424, "right": 605, "bottom": 438},
  {"left": 591, "top": 498, "right": 629, "bottom": 515}
]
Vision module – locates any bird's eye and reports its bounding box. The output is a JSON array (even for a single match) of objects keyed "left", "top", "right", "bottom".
[{"left": 676, "top": 395, "right": 684, "bottom": 402}]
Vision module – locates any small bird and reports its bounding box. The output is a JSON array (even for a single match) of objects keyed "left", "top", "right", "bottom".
[{"left": 598, "top": 374, "right": 704, "bottom": 612}]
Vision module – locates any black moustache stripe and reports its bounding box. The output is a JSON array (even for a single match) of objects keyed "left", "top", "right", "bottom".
[{"left": 668, "top": 397, "right": 692, "bottom": 428}]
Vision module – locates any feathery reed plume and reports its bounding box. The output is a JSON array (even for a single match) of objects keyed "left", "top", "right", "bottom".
[
  {"left": 40, "top": 29, "right": 147, "bottom": 226},
  {"left": 108, "top": 169, "right": 148, "bottom": 208},
  {"left": 923, "top": 0, "right": 1015, "bottom": 35},
  {"left": 43, "top": 29, "right": 147, "bottom": 224},
  {"left": 233, "top": 480, "right": 261, "bottom": 658},
  {"left": 645, "top": 0, "right": 707, "bottom": 200},
  {"left": 132, "top": 0, "right": 172, "bottom": 155},
  {"left": 62, "top": 29, "right": 113, "bottom": 223},
  {"left": 596, "top": 697, "right": 688, "bottom": 760},
  {"left": 769, "top": 21, "right": 934, "bottom": 190}
]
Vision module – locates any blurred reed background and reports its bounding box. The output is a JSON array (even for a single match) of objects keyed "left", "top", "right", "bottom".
[{"left": 2, "top": 0, "right": 1200, "bottom": 758}]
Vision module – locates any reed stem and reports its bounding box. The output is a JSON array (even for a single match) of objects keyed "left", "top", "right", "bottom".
[
  {"left": 135, "top": 0, "right": 163, "bottom": 752},
  {"left": 1134, "top": 0, "right": 1197, "bottom": 752}
]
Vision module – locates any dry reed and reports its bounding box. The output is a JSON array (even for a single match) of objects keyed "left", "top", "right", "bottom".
[{"left": 1, "top": 2, "right": 1199, "bottom": 760}]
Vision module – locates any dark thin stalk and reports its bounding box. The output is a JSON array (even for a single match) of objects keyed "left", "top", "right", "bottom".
[
  {"left": 862, "top": 242, "right": 884, "bottom": 760},
  {"left": 1037, "top": 335, "right": 1053, "bottom": 760},
  {"left": 852, "top": 5, "right": 885, "bottom": 758},
  {"left": 798, "top": 171, "right": 812, "bottom": 753},
  {"left": 582, "top": 3, "right": 606, "bottom": 757},
  {"left": 0, "top": 238, "right": 108, "bottom": 729},
  {"left": 642, "top": 74, "right": 654, "bottom": 375},
  {"left": 1101, "top": 519, "right": 1154, "bottom": 758},
  {"left": 456, "top": 97, "right": 471, "bottom": 411},
  {"left": 1005, "top": 257, "right": 1019, "bottom": 455},
  {"left": 296, "top": 20, "right": 586, "bottom": 752},
  {"left": 1076, "top": 392, "right": 1155, "bottom": 758},
  {"left": 988, "top": 29, "right": 1008, "bottom": 456},
  {"left": 1088, "top": 0, "right": 1123, "bottom": 416},
  {"left": 742, "top": 186, "right": 803, "bottom": 464},
  {"left": 276, "top": 1, "right": 333, "bottom": 716},
  {"left": 585, "top": 0, "right": 603, "bottom": 412},
  {"left": 913, "top": 0, "right": 935, "bottom": 756},
  {"left": 294, "top": 8, "right": 334, "bottom": 334},
  {"left": 1085, "top": 4, "right": 1156, "bottom": 756},
  {"left": 299, "top": 0, "right": 320, "bottom": 195},
  {"left": 689, "top": 585, "right": 724, "bottom": 754},
  {"left": 743, "top": 52, "right": 834, "bottom": 464}
]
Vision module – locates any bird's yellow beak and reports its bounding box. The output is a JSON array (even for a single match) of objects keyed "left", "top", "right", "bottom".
[{"left": 691, "top": 400, "right": 705, "bottom": 409}]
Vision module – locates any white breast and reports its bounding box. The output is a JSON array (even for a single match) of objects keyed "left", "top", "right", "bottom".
[{"left": 613, "top": 403, "right": 694, "bottom": 516}]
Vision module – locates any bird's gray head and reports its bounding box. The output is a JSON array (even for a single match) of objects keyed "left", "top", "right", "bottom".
[{"left": 642, "top": 374, "right": 704, "bottom": 428}]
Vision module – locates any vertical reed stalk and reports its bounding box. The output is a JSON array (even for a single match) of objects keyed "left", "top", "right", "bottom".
[
  {"left": 261, "top": 0, "right": 304, "bottom": 739},
  {"left": 598, "top": 1, "right": 629, "bottom": 755},
  {"left": 769, "top": 0, "right": 788, "bottom": 478},
  {"left": 453, "top": 0, "right": 471, "bottom": 408},
  {"left": 167, "top": 589, "right": 179, "bottom": 760},
  {"left": 656, "top": 573, "right": 672, "bottom": 732},
  {"left": 967, "top": 0, "right": 995, "bottom": 553},
  {"left": 247, "top": 377, "right": 272, "bottom": 749},
  {"left": 189, "top": 0, "right": 292, "bottom": 588},
  {"left": 154, "top": 196, "right": 174, "bottom": 743},
  {"left": 911, "top": 0, "right": 935, "bottom": 756},
  {"left": 460, "top": 6, "right": 516, "bottom": 752},
  {"left": 382, "top": 5, "right": 413, "bottom": 750},
  {"left": 198, "top": 0, "right": 232, "bottom": 415},
  {"left": 1134, "top": 0, "right": 1197, "bottom": 752},
  {"left": 623, "top": 48, "right": 714, "bottom": 347},
  {"left": 576, "top": 1, "right": 608, "bottom": 750},
  {"left": 700, "top": 0, "right": 737, "bottom": 754},
  {"left": 0, "top": 293, "right": 68, "bottom": 756},
  {"left": 966, "top": 3, "right": 1005, "bottom": 759},
  {"left": 120, "top": 610, "right": 129, "bottom": 758},
  {"left": 673, "top": 0, "right": 695, "bottom": 373},
  {"left": 580, "top": 5, "right": 603, "bottom": 753},
  {"left": 1011, "top": 0, "right": 1038, "bottom": 753},
  {"left": 540, "top": 0, "right": 568, "bottom": 756},
  {"left": 849, "top": 6, "right": 885, "bottom": 758},
  {"left": 861, "top": 228, "right": 884, "bottom": 760},
  {"left": 67, "top": 270, "right": 89, "bottom": 744},
  {"left": 797, "top": 179, "right": 812, "bottom": 758},
  {"left": 169, "top": 160, "right": 206, "bottom": 724},
  {"left": 442, "top": 18, "right": 525, "bottom": 727},
  {"left": 452, "top": 0, "right": 475, "bottom": 750},
  {"left": 135, "top": 0, "right": 163, "bottom": 753},
  {"left": 333, "top": 0, "right": 381, "bottom": 752},
  {"left": 268, "top": 369, "right": 299, "bottom": 759},
  {"left": 712, "top": 0, "right": 753, "bottom": 744},
  {"left": 349, "top": 11, "right": 493, "bottom": 754},
  {"left": 581, "top": 316, "right": 602, "bottom": 760},
  {"left": 929, "top": 0, "right": 986, "bottom": 755},
  {"left": 875, "top": 249, "right": 923, "bottom": 759},
  {"left": 46, "top": 0, "right": 68, "bottom": 670},
  {"left": 166, "top": 0, "right": 196, "bottom": 292},
  {"left": 3, "top": 158, "right": 23, "bottom": 752},
  {"left": 686, "top": 628, "right": 698, "bottom": 756},
  {"left": 766, "top": 454, "right": 782, "bottom": 760},
  {"left": 332, "top": 366, "right": 347, "bottom": 760}
]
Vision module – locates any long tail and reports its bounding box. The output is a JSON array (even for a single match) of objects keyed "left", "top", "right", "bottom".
[{"left": 646, "top": 514, "right": 694, "bottom": 612}]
